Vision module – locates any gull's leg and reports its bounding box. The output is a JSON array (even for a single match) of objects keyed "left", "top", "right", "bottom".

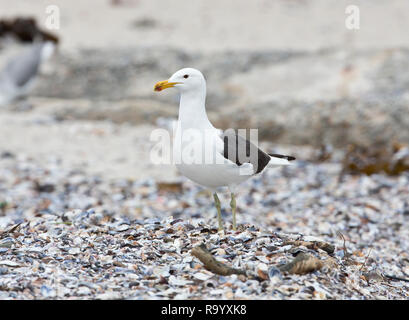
[
  {"left": 213, "top": 192, "right": 223, "bottom": 231},
  {"left": 230, "top": 192, "right": 237, "bottom": 231}
]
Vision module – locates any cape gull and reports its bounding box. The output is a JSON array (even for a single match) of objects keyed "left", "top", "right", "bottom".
[{"left": 154, "top": 68, "right": 295, "bottom": 231}]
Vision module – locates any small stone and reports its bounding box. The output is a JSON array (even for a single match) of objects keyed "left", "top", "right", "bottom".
[
  {"left": 0, "top": 237, "right": 14, "bottom": 248},
  {"left": 0, "top": 260, "right": 21, "bottom": 267},
  {"left": 268, "top": 267, "right": 282, "bottom": 279},
  {"left": 193, "top": 272, "right": 213, "bottom": 281},
  {"left": 77, "top": 286, "right": 92, "bottom": 295},
  {"left": 168, "top": 275, "right": 192, "bottom": 286},
  {"left": 68, "top": 248, "right": 81, "bottom": 255},
  {"left": 41, "top": 285, "right": 56, "bottom": 298}
]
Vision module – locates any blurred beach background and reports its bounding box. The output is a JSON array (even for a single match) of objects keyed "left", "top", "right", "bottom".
[{"left": 1, "top": 0, "right": 408, "bottom": 181}]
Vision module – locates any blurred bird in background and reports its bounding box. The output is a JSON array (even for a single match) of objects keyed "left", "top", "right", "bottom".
[{"left": 0, "top": 41, "right": 56, "bottom": 107}]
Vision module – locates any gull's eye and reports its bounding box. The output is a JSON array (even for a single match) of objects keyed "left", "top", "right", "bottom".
[{"left": 183, "top": 74, "right": 189, "bottom": 79}]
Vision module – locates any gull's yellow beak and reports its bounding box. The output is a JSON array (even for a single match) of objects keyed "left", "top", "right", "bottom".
[{"left": 154, "top": 80, "right": 180, "bottom": 92}]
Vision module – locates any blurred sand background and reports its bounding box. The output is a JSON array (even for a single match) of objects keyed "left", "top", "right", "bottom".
[
  {"left": 3, "top": 0, "right": 409, "bottom": 51},
  {"left": 1, "top": 0, "right": 409, "bottom": 181}
]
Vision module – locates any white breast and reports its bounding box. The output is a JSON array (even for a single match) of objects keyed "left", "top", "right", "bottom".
[{"left": 173, "top": 126, "right": 253, "bottom": 188}]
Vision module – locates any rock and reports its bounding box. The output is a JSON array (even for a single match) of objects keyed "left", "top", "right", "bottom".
[
  {"left": 0, "top": 260, "right": 21, "bottom": 267},
  {"left": 193, "top": 272, "right": 213, "bottom": 281},
  {"left": 68, "top": 248, "right": 81, "bottom": 255},
  {"left": 0, "top": 237, "right": 14, "bottom": 248},
  {"left": 96, "top": 292, "right": 121, "bottom": 300},
  {"left": 41, "top": 285, "right": 56, "bottom": 298},
  {"left": 77, "top": 286, "right": 92, "bottom": 295}
]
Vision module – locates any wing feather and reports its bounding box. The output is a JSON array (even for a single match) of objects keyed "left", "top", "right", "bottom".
[
  {"left": 221, "top": 129, "right": 271, "bottom": 174},
  {"left": 219, "top": 129, "right": 296, "bottom": 174}
]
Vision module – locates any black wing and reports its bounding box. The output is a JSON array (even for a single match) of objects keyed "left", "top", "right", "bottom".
[
  {"left": 268, "top": 153, "right": 296, "bottom": 161},
  {"left": 221, "top": 129, "right": 296, "bottom": 174},
  {"left": 222, "top": 129, "right": 271, "bottom": 174}
]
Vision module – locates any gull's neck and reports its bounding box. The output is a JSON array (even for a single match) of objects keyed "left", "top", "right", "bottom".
[{"left": 178, "top": 87, "right": 213, "bottom": 130}]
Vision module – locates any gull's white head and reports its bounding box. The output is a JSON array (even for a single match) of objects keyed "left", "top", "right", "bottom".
[{"left": 154, "top": 68, "right": 205, "bottom": 93}]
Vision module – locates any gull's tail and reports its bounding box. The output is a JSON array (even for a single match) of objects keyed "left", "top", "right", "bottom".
[{"left": 267, "top": 153, "right": 296, "bottom": 167}]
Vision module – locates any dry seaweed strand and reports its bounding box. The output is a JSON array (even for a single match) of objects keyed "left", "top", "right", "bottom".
[
  {"left": 342, "top": 142, "right": 409, "bottom": 176},
  {"left": 0, "top": 223, "right": 21, "bottom": 239},
  {"left": 337, "top": 231, "right": 352, "bottom": 262},
  {"left": 0, "top": 17, "right": 59, "bottom": 43},
  {"left": 191, "top": 243, "right": 247, "bottom": 276},
  {"left": 156, "top": 182, "right": 183, "bottom": 193},
  {"left": 283, "top": 240, "right": 335, "bottom": 255},
  {"left": 359, "top": 248, "right": 372, "bottom": 272},
  {"left": 278, "top": 253, "right": 324, "bottom": 275},
  {"left": 384, "top": 274, "right": 409, "bottom": 283}
]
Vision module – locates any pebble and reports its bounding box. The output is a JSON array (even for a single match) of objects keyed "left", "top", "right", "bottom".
[
  {"left": 68, "top": 248, "right": 81, "bottom": 255},
  {"left": 193, "top": 272, "right": 213, "bottom": 281},
  {"left": 77, "top": 286, "right": 92, "bottom": 296},
  {"left": 0, "top": 237, "right": 14, "bottom": 248}
]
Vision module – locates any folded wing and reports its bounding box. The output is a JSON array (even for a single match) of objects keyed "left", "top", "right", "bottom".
[{"left": 221, "top": 129, "right": 295, "bottom": 174}]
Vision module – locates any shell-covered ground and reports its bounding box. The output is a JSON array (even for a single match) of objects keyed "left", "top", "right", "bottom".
[
  {"left": 0, "top": 147, "right": 408, "bottom": 299},
  {"left": 1, "top": 0, "right": 409, "bottom": 300}
]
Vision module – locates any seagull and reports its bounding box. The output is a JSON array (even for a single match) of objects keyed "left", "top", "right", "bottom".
[
  {"left": 154, "top": 68, "right": 295, "bottom": 231},
  {"left": 0, "top": 41, "right": 55, "bottom": 107}
]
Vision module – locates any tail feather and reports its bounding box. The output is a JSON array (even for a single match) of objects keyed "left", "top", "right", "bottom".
[
  {"left": 268, "top": 153, "right": 296, "bottom": 161},
  {"left": 267, "top": 153, "right": 296, "bottom": 167}
]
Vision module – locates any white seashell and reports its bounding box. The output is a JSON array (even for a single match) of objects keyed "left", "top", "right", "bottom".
[{"left": 193, "top": 272, "right": 213, "bottom": 281}]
